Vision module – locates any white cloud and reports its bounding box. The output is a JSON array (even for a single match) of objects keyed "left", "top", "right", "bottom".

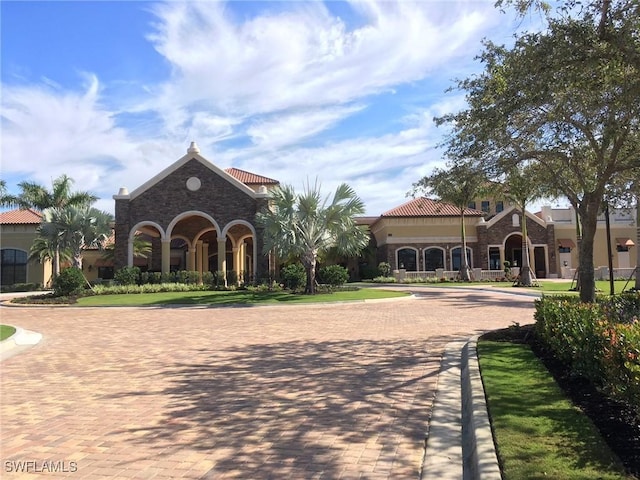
[{"left": 145, "top": 0, "right": 500, "bottom": 118}]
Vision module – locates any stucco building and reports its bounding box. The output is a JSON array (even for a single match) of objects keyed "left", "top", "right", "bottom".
[{"left": 1, "top": 143, "right": 637, "bottom": 287}]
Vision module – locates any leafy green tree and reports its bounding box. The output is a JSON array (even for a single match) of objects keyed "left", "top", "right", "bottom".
[
  {"left": 436, "top": 6, "right": 640, "bottom": 301},
  {"left": 257, "top": 181, "right": 369, "bottom": 294},
  {"left": 413, "top": 163, "right": 487, "bottom": 281}
]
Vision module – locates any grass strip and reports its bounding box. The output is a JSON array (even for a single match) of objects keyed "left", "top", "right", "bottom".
[
  {"left": 478, "top": 340, "right": 632, "bottom": 480},
  {"left": 0, "top": 325, "right": 16, "bottom": 341},
  {"left": 75, "top": 288, "right": 409, "bottom": 306}
]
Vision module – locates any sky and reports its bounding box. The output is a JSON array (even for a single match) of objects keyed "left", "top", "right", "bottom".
[{"left": 1, "top": 0, "right": 547, "bottom": 216}]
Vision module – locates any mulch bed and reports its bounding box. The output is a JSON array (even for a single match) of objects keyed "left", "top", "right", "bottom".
[{"left": 481, "top": 325, "right": 640, "bottom": 478}]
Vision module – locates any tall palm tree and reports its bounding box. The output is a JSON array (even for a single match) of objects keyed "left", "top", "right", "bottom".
[
  {"left": 0, "top": 180, "right": 19, "bottom": 207},
  {"left": 497, "top": 164, "right": 547, "bottom": 287},
  {"left": 413, "top": 163, "right": 486, "bottom": 281},
  {"left": 28, "top": 224, "right": 72, "bottom": 286},
  {"left": 16, "top": 175, "right": 97, "bottom": 276},
  {"left": 257, "top": 181, "right": 369, "bottom": 294},
  {"left": 41, "top": 206, "right": 113, "bottom": 269},
  {"left": 16, "top": 174, "right": 96, "bottom": 211}
]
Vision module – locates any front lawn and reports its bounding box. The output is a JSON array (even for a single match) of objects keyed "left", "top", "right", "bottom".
[
  {"left": 478, "top": 340, "right": 633, "bottom": 480},
  {"left": 75, "top": 288, "right": 410, "bottom": 306},
  {"left": 0, "top": 325, "right": 16, "bottom": 341}
]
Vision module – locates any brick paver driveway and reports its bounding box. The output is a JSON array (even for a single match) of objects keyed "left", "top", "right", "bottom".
[{"left": 1, "top": 287, "right": 535, "bottom": 479}]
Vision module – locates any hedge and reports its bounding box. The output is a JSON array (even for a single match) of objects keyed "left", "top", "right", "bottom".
[{"left": 534, "top": 293, "right": 640, "bottom": 413}]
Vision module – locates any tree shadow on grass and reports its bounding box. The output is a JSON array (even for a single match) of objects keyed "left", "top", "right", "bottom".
[{"left": 106, "top": 337, "right": 455, "bottom": 478}]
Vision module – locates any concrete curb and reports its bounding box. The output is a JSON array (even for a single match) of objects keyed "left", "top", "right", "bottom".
[
  {"left": 0, "top": 326, "right": 43, "bottom": 361},
  {"left": 462, "top": 336, "right": 502, "bottom": 480},
  {"left": 421, "top": 337, "right": 501, "bottom": 480}
]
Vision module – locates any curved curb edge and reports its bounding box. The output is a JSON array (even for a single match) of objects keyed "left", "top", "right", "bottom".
[{"left": 0, "top": 326, "right": 43, "bottom": 361}]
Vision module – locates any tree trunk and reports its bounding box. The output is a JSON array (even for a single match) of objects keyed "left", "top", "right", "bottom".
[
  {"left": 460, "top": 208, "right": 471, "bottom": 281},
  {"left": 635, "top": 193, "right": 640, "bottom": 291},
  {"left": 302, "top": 250, "right": 317, "bottom": 294},
  {"left": 519, "top": 205, "right": 533, "bottom": 286},
  {"left": 577, "top": 196, "right": 601, "bottom": 302}
]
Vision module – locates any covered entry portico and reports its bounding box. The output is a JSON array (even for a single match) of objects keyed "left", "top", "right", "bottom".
[{"left": 113, "top": 143, "right": 273, "bottom": 282}]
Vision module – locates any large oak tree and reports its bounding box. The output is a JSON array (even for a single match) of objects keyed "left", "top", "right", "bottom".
[{"left": 437, "top": 1, "right": 639, "bottom": 301}]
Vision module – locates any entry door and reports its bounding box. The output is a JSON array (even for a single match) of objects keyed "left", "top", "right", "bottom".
[{"left": 618, "top": 251, "right": 631, "bottom": 268}]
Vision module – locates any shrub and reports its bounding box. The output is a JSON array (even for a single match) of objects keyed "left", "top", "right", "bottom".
[
  {"left": 226, "top": 270, "right": 238, "bottom": 285},
  {"left": 281, "top": 263, "right": 306, "bottom": 291},
  {"left": 534, "top": 295, "right": 640, "bottom": 412},
  {"left": 114, "top": 266, "right": 140, "bottom": 285},
  {"left": 378, "top": 262, "right": 391, "bottom": 277},
  {"left": 372, "top": 276, "right": 396, "bottom": 283},
  {"left": 0, "top": 282, "right": 40, "bottom": 293},
  {"left": 318, "top": 265, "right": 349, "bottom": 287},
  {"left": 53, "top": 267, "right": 85, "bottom": 297}
]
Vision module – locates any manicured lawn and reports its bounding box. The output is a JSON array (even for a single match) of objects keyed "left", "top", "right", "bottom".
[
  {"left": 0, "top": 325, "right": 16, "bottom": 341},
  {"left": 76, "top": 288, "right": 410, "bottom": 306},
  {"left": 478, "top": 341, "right": 632, "bottom": 480}
]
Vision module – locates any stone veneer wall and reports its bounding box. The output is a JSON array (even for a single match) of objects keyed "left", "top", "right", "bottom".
[{"left": 114, "top": 158, "right": 269, "bottom": 280}]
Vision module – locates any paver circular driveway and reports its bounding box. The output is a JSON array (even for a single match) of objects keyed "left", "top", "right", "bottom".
[{"left": 1, "top": 287, "right": 535, "bottom": 479}]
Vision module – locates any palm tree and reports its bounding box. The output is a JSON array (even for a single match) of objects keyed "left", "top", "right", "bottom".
[
  {"left": 101, "top": 234, "right": 151, "bottom": 262},
  {"left": 413, "top": 163, "right": 487, "bottom": 281},
  {"left": 16, "top": 174, "right": 96, "bottom": 211},
  {"left": 28, "top": 223, "right": 72, "bottom": 286},
  {"left": 41, "top": 206, "right": 113, "bottom": 269},
  {"left": 496, "top": 164, "right": 547, "bottom": 287},
  {"left": 0, "top": 180, "right": 19, "bottom": 207},
  {"left": 257, "top": 181, "right": 369, "bottom": 294}
]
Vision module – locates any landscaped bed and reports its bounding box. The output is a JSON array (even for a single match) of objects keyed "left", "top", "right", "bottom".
[
  {"left": 11, "top": 288, "right": 410, "bottom": 306},
  {"left": 479, "top": 292, "right": 640, "bottom": 479}
]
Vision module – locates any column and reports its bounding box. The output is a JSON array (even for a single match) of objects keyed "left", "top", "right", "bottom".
[
  {"left": 232, "top": 247, "right": 240, "bottom": 278},
  {"left": 499, "top": 246, "right": 505, "bottom": 270},
  {"left": 196, "top": 240, "right": 203, "bottom": 283},
  {"left": 217, "top": 238, "right": 227, "bottom": 274},
  {"left": 161, "top": 239, "right": 171, "bottom": 274},
  {"left": 187, "top": 248, "right": 196, "bottom": 272},
  {"left": 203, "top": 242, "right": 209, "bottom": 273},
  {"left": 127, "top": 239, "right": 134, "bottom": 267},
  {"left": 239, "top": 242, "right": 246, "bottom": 281}
]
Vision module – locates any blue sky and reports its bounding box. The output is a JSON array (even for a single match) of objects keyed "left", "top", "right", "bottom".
[{"left": 1, "top": 1, "right": 544, "bottom": 215}]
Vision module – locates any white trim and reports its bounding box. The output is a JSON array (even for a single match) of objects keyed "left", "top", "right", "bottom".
[
  {"left": 222, "top": 219, "right": 256, "bottom": 239},
  {"left": 395, "top": 246, "right": 419, "bottom": 270},
  {"left": 129, "top": 221, "right": 166, "bottom": 242},
  {"left": 166, "top": 211, "right": 221, "bottom": 238},
  {"left": 193, "top": 227, "right": 217, "bottom": 245},
  {"left": 450, "top": 245, "right": 473, "bottom": 269},
  {"left": 486, "top": 205, "right": 547, "bottom": 229}
]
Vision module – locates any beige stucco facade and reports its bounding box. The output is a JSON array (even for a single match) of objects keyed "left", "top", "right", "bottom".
[{"left": 1, "top": 223, "right": 52, "bottom": 287}]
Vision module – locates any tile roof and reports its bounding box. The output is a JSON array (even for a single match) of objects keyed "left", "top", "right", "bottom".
[
  {"left": 225, "top": 168, "right": 279, "bottom": 186},
  {"left": 381, "top": 197, "right": 484, "bottom": 217},
  {"left": 0, "top": 208, "right": 42, "bottom": 225}
]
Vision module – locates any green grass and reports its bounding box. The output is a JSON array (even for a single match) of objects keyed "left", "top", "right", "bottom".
[
  {"left": 478, "top": 341, "right": 632, "bottom": 480},
  {"left": 0, "top": 325, "right": 16, "bottom": 341},
  {"left": 76, "top": 288, "right": 409, "bottom": 306}
]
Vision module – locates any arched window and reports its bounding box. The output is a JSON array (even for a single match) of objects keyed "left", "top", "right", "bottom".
[
  {"left": 1, "top": 249, "right": 28, "bottom": 285},
  {"left": 424, "top": 248, "right": 445, "bottom": 271},
  {"left": 397, "top": 248, "right": 418, "bottom": 271},
  {"left": 451, "top": 247, "right": 473, "bottom": 271}
]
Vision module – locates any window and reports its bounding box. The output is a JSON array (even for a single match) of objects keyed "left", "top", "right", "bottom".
[
  {"left": 489, "top": 247, "right": 501, "bottom": 270},
  {"left": 617, "top": 245, "right": 630, "bottom": 253},
  {"left": 496, "top": 201, "right": 504, "bottom": 213},
  {"left": 1, "top": 249, "right": 28, "bottom": 285},
  {"left": 451, "top": 247, "right": 472, "bottom": 271},
  {"left": 558, "top": 247, "right": 571, "bottom": 254},
  {"left": 424, "top": 248, "right": 445, "bottom": 271},
  {"left": 481, "top": 200, "right": 490, "bottom": 213},
  {"left": 397, "top": 248, "right": 417, "bottom": 271},
  {"left": 468, "top": 201, "right": 476, "bottom": 210},
  {"left": 97, "top": 266, "right": 114, "bottom": 279}
]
